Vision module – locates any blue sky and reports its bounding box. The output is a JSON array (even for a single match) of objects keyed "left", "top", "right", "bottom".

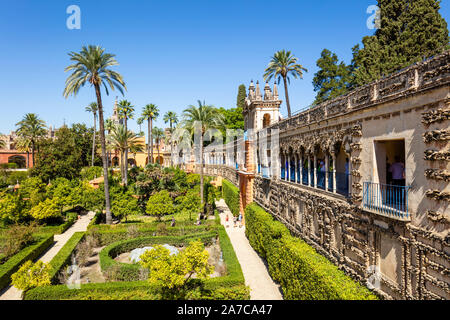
[{"left": 0, "top": 0, "right": 449, "bottom": 134}]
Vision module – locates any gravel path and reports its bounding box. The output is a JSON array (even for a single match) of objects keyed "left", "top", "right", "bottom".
[
  {"left": 215, "top": 199, "right": 283, "bottom": 300},
  {"left": 0, "top": 211, "right": 95, "bottom": 300}
]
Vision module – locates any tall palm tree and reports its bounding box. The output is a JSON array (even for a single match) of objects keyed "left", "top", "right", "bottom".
[
  {"left": 163, "top": 111, "right": 178, "bottom": 167},
  {"left": 181, "top": 100, "right": 224, "bottom": 219},
  {"left": 137, "top": 116, "right": 145, "bottom": 136},
  {"left": 85, "top": 102, "right": 98, "bottom": 167},
  {"left": 15, "top": 113, "right": 46, "bottom": 167},
  {"left": 152, "top": 127, "right": 164, "bottom": 165},
  {"left": 63, "top": 45, "right": 126, "bottom": 225},
  {"left": 15, "top": 137, "right": 32, "bottom": 168},
  {"left": 105, "top": 118, "right": 115, "bottom": 167},
  {"left": 117, "top": 100, "right": 135, "bottom": 186},
  {"left": 264, "top": 50, "right": 308, "bottom": 118},
  {"left": 107, "top": 124, "right": 140, "bottom": 181},
  {"left": 141, "top": 104, "right": 159, "bottom": 165}
]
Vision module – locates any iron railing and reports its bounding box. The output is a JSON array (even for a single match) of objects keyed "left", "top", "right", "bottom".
[{"left": 363, "top": 182, "right": 410, "bottom": 220}]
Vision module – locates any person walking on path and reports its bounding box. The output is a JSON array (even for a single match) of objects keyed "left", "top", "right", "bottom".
[
  {"left": 238, "top": 213, "right": 243, "bottom": 228},
  {"left": 233, "top": 215, "right": 237, "bottom": 228},
  {"left": 225, "top": 214, "right": 229, "bottom": 228}
]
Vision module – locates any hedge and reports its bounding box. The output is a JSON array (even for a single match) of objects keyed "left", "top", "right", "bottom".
[
  {"left": 48, "top": 232, "right": 85, "bottom": 283},
  {"left": 24, "top": 225, "right": 250, "bottom": 300},
  {"left": 37, "top": 219, "right": 76, "bottom": 236},
  {"left": 90, "top": 224, "right": 217, "bottom": 246},
  {"left": 222, "top": 179, "right": 239, "bottom": 217},
  {"left": 24, "top": 280, "right": 249, "bottom": 300},
  {"left": 245, "top": 203, "right": 378, "bottom": 300},
  {"left": 0, "top": 234, "right": 54, "bottom": 291},
  {"left": 99, "top": 231, "right": 218, "bottom": 281}
]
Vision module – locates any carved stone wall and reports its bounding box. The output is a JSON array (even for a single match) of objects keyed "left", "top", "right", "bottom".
[{"left": 253, "top": 176, "right": 450, "bottom": 300}]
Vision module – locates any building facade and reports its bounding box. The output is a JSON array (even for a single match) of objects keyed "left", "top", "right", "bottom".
[{"left": 201, "top": 51, "right": 450, "bottom": 300}]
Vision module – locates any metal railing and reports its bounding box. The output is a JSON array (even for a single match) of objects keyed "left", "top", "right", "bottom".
[{"left": 363, "top": 182, "right": 410, "bottom": 220}]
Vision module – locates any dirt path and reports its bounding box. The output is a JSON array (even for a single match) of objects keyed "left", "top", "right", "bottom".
[
  {"left": 0, "top": 211, "right": 95, "bottom": 300},
  {"left": 215, "top": 199, "right": 283, "bottom": 300}
]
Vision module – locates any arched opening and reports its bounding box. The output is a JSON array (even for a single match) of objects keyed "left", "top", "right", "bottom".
[
  {"left": 262, "top": 114, "right": 271, "bottom": 128},
  {"left": 8, "top": 155, "right": 26, "bottom": 168},
  {"left": 112, "top": 157, "right": 119, "bottom": 167},
  {"left": 128, "top": 159, "right": 136, "bottom": 167},
  {"left": 155, "top": 156, "right": 164, "bottom": 165}
]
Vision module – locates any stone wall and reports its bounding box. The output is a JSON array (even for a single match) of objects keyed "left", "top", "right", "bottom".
[{"left": 202, "top": 51, "right": 450, "bottom": 300}]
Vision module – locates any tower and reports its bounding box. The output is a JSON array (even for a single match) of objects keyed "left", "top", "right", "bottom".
[
  {"left": 243, "top": 81, "right": 282, "bottom": 132},
  {"left": 110, "top": 97, "right": 123, "bottom": 126}
]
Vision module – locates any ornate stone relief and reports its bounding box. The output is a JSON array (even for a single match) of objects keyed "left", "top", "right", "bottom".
[
  {"left": 423, "top": 130, "right": 450, "bottom": 143},
  {"left": 424, "top": 169, "right": 450, "bottom": 182},
  {"left": 424, "top": 150, "right": 450, "bottom": 161},
  {"left": 426, "top": 210, "right": 450, "bottom": 224},
  {"left": 422, "top": 109, "right": 450, "bottom": 126},
  {"left": 425, "top": 190, "right": 450, "bottom": 202}
]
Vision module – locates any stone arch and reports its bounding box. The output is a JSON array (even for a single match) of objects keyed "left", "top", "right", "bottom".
[
  {"left": 262, "top": 113, "right": 271, "bottom": 128},
  {"left": 112, "top": 156, "right": 119, "bottom": 167},
  {"left": 8, "top": 155, "right": 26, "bottom": 168}
]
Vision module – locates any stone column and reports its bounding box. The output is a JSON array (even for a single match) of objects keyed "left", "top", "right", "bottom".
[
  {"left": 299, "top": 153, "right": 303, "bottom": 184},
  {"left": 294, "top": 154, "right": 298, "bottom": 183},
  {"left": 313, "top": 154, "right": 317, "bottom": 188},
  {"left": 308, "top": 154, "right": 312, "bottom": 187},
  {"left": 325, "top": 152, "right": 329, "bottom": 191},
  {"left": 332, "top": 153, "right": 337, "bottom": 193},
  {"left": 287, "top": 153, "right": 290, "bottom": 182}
]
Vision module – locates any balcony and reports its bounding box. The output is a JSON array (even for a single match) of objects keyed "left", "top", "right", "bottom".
[{"left": 362, "top": 182, "right": 411, "bottom": 220}]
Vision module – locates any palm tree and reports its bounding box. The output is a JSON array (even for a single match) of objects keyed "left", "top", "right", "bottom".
[
  {"left": 137, "top": 116, "right": 145, "bottom": 136},
  {"left": 130, "top": 142, "right": 144, "bottom": 163},
  {"left": 105, "top": 118, "right": 115, "bottom": 167},
  {"left": 63, "top": 45, "right": 126, "bottom": 225},
  {"left": 85, "top": 102, "right": 98, "bottom": 167},
  {"left": 15, "top": 113, "right": 46, "bottom": 167},
  {"left": 163, "top": 111, "right": 178, "bottom": 166},
  {"left": 264, "top": 50, "right": 308, "bottom": 118},
  {"left": 181, "top": 100, "right": 224, "bottom": 219},
  {"left": 15, "top": 137, "right": 32, "bottom": 168},
  {"left": 152, "top": 127, "right": 164, "bottom": 165},
  {"left": 107, "top": 124, "right": 140, "bottom": 181},
  {"left": 117, "top": 100, "right": 135, "bottom": 186},
  {"left": 141, "top": 104, "right": 159, "bottom": 165}
]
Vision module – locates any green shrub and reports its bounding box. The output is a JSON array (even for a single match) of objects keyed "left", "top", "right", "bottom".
[
  {"left": 245, "top": 203, "right": 378, "bottom": 300},
  {"left": 0, "top": 234, "right": 54, "bottom": 291},
  {"left": 0, "top": 223, "right": 37, "bottom": 259},
  {"left": 222, "top": 180, "right": 239, "bottom": 217},
  {"left": 24, "top": 280, "right": 249, "bottom": 300},
  {"left": 99, "top": 232, "right": 217, "bottom": 282},
  {"left": 11, "top": 260, "right": 51, "bottom": 292},
  {"left": 24, "top": 225, "right": 250, "bottom": 300},
  {"left": 48, "top": 232, "right": 85, "bottom": 283}
]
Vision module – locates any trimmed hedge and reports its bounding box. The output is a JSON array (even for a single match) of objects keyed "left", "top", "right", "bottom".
[
  {"left": 245, "top": 203, "right": 378, "bottom": 300},
  {"left": 0, "top": 234, "right": 54, "bottom": 291},
  {"left": 99, "top": 231, "right": 218, "bottom": 281},
  {"left": 91, "top": 224, "right": 216, "bottom": 246},
  {"left": 24, "top": 225, "right": 250, "bottom": 300},
  {"left": 37, "top": 219, "right": 76, "bottom": 236},
  {"left": 24, "top": 280, "right": 249, "bottom": 300},
  {"left": 48, "top": 232, "right": 85, "bottom": 283},
  {"left": 222, "top": 179, "right": 239, "bottom": 217}
]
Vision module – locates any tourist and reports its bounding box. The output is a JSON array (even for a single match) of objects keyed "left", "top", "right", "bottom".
[
  {"left": 225, "top": 214, "right": 229, "bottom": 228},
  {"left": 233, "top": 216, "right": 237, "bottom": 227},
  {"left": 390, "top": 156, "right": 405, "bottom": 187},
  {"left": 238, "top": 213, "right": 243, "bottom": 228}
]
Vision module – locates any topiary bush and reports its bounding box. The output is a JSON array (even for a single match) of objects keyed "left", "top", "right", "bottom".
[
  {"left": 245, "top": 203, "right": 378, "bottom": 300},
  {"left": 222, "top": 180, "right": 239, "bottom": 217}
]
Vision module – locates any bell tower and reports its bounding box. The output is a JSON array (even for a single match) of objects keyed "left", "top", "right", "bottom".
[
  {"left": 243, "top": 81, "right": 282, "bottom": 132},
  {"left": 239, "top": 80, "right": 282, "bottom": 221}
]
